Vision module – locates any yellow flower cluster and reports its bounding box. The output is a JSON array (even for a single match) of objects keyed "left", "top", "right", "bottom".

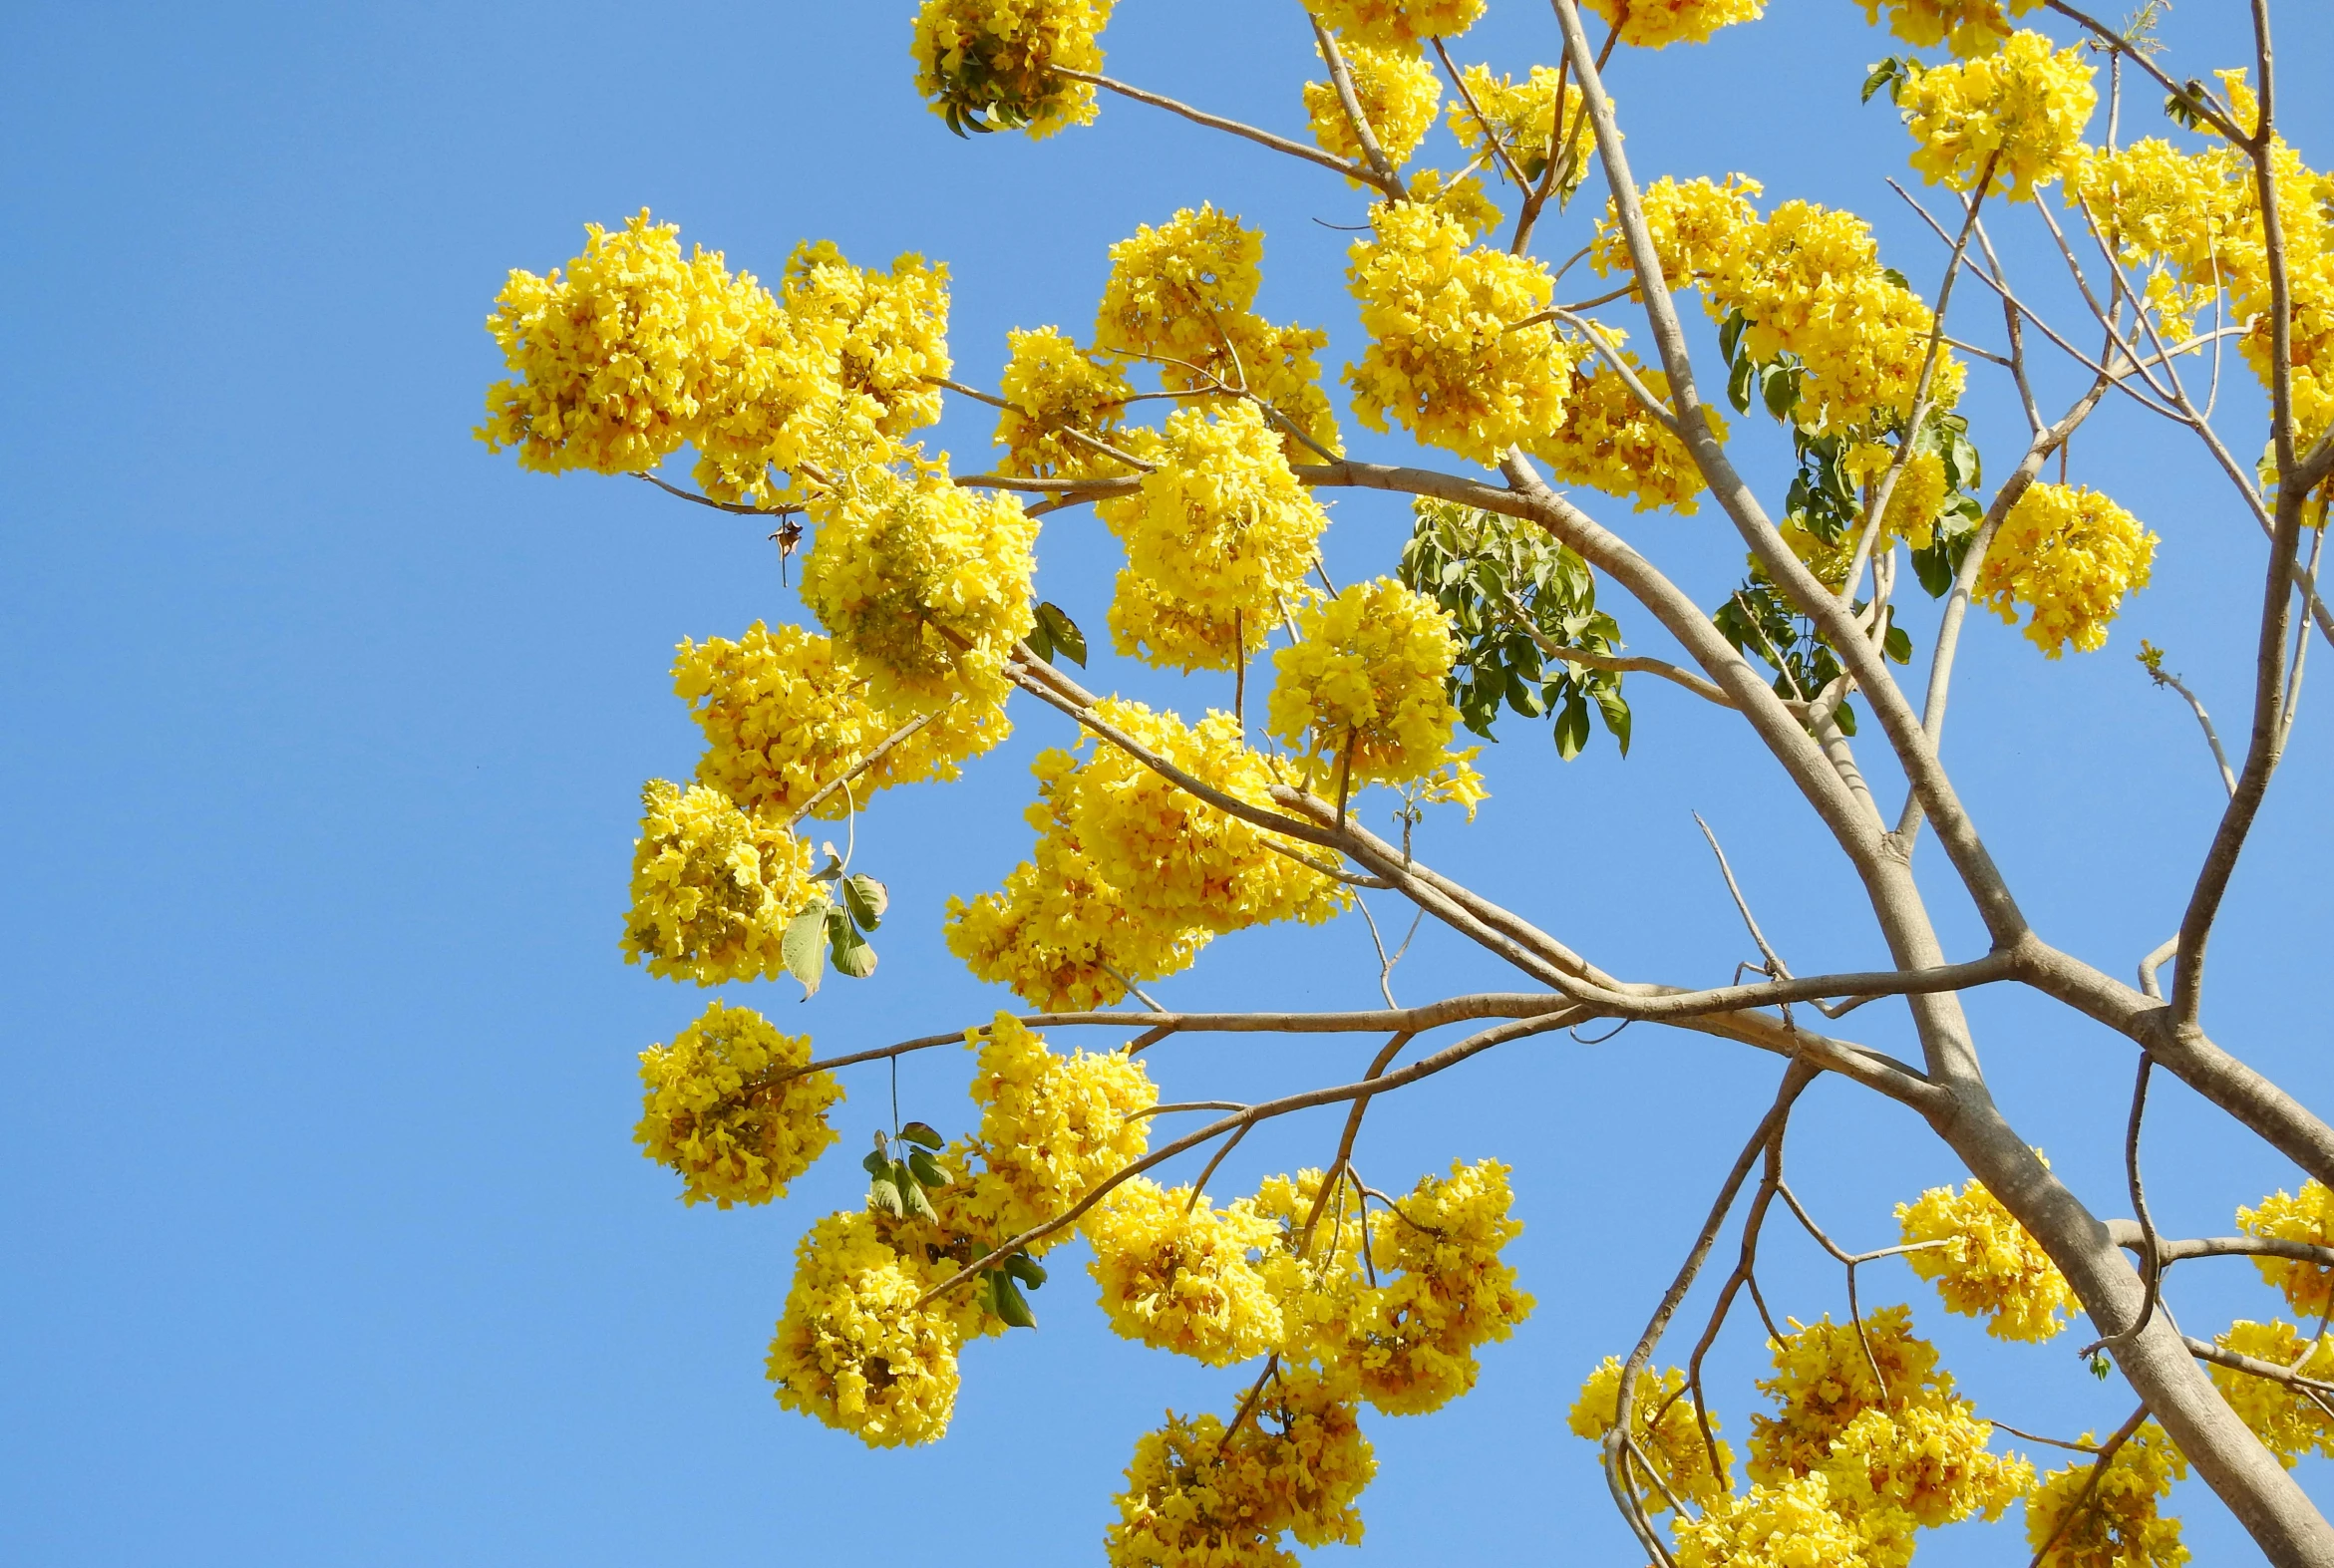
[
  {"left": 1583, "top": 0, "right": 1765, "bottom": 50},
  {"left": 479, "top": 213, "right": 955, "bottom": 507},
  {"left": 950, "top": 1013, "right": 1157, "bottom": 1248},
  {"left": 1094, "top": 206, "right": 1340, "bottom": 460},
  {"left": 1443, "top": 64, "right": 1598, "bottom": 195},
  {"left": 1751, "top": 1307, "right": 2032, "bottom": 1539},
  {"left": 2237, "top": 1180, "right": 2334, "bottom": 1317},
  {"left": 1109, "top": 567, "right": 1280, "bottom": 674},
  {"left": 994, "top": 325, "right": 1135, "bottom": 478},
  {"left": 2208, "top": 1320, "right": 2334, "bottom": 1467},
  {"left": 673, "top": 620, "right": 1008, "bottom": 822},
  {"left": 1595, "top": 178, "right": 1961, "bottom": 435},
  {"left": 797, "top": 463, "right": 1039, "bottom": 711},
  {"left": 1567, "top": 1358, "right": 1733, "bottom": 1511},
  {"left": 1976, "top": 481, "right": 2156, "bottom": 657},
  {"left": 1106, "top": 1366, "right": 1375, "bottom": 1568},
  {"left": 1900, "top": 32, "right": 2097, "bottom": 202},
  {"left": 1346, "top": 199, "right": 1574, "bottom": 463},
  {"left": 1304, "top": 41, "right": 1441, "bottom": 171},
  {"left": 634, "top": 1001, "right": 840, "bottom": 1208},
  {"left": 767, "top": 1209, "right": 967, "bottom": 1447},
  {"left": 1406, "top": 167, "right": 1506, "bottom": 244},
  {"left": 1085, "top": 1179, "right": 1285, "bottom": 1366},
  {"left": 1309, "top": 0, "right": 1483, "bottom": 55},
  {"left": 1267, "top": 577, "right": 1463, "bottom": 786},
  {"left": 1098, "top": 401, "right": 1329, "bottom": 663},
  {"left": 1531, "top": 347, "right": 1714, "bottom": 512},
  {"left": 1857, "top": 0, "right": 2043, "bottom": 59},
  {"left": 621, "top": 780, "right": 817, "bottom": 984},
  {"left": 1674, "top": 1472, "right": 1884, "bottom": 1568},
  {"left": 2024, "top": 1423, "right": 2187, "bottom": 1568},
  {"left": 1854, "top": 443, "right": 1951, "bottom": 549},
  {"left": 1895, "top": 1172, "right": 2077, "bottom": 1342},
  {"left": 2072, "top": 107, "right": 2334, "bottom": 448},
  {"left": 947, "top": 700, "right": 1348, "bottom": 1007},
  {"left": 910, "top": 0, "right": 1112, "bottom": 139}
]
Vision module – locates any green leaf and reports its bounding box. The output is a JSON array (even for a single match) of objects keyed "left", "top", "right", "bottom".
[
  {"left": 897, "top": 1120, "right": 944, "bottom": 1150},
  {"left": 867, "top": 1175, "right": 905, "bottom": 1217},
  {"left": 862, "top": 1149, "right": 892, "bottom": 1178},
  {"left": 1727, "top": 353, "right": 1756, "bottom": 414},
  {"left": 1883, "top": 622, "right": 1913, "bottom": 664},
  {"left": 833, "top": 931, "right": 878, "bottom": 979},
  {"left": 896, "top": 1160, "right": 937, "bottom": 1221},
  {"left": 991, "top": 1272, "right": 1038, "bottom": 1329},
  {"left": 1762, "top": 363, "right": 1798, "bottom": 421},
  {"left": 841, "top": 873, "right": 888, "bottom": 932},
  {"left": 1718, "top": 309, "right": 1747, "bottom": 367},
  {"left": 907, "top": 1147, "right": 949, "bottom": 1188},
  {"left": 1024, "top": 613, "right": 1055, "bottom": 664},
  {"left": 1504, "top": 666, "right": 1548, "bottom": 718},
  {"left": 1034, "top": 601, "right": 1087, "bottom": 666},
  {"left": 1553, "top": 693, "right": 1591, "bottom": 761},
  {"left": 1861, "top": 57, "right": 1910, "bottom": 105},
  {"left": 1003, "top": 1253, "right": 1048, "bottom": 1289},
  {"left": 1594, "top": 689, "right": 1633, "bottom": 758},
  {"left": 783, "top": 906, "right": 830, "bottom": 998}
]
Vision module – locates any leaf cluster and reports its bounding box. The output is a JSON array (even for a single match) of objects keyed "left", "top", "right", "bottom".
[
  {"left": 1400, "top": 502, "right": 1631, "bottom": 760},
  {"left": 783, "top": 861, "right": 889, "bottom": 997}
]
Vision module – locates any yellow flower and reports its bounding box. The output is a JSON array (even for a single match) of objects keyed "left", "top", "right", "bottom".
[
  {"left": 2024, "top": 1423, "right": 2188, "bottom": 1568},
  {"left": 2207, "top": 1320, "right": 2334, "bottom": 1466},
  {"left": 1108, "top": 566, "right": 1279, "bottom": 673},
  {"left": 1977, "top": 481, "right": 2156, "bottom": 657},
  {"left": 673, "top": 620, "right": 1008, "bottom": 822},
  {"left": 1268, "top": 577, "right": 1463, "bottom": 787},
  {"left": 994, "top": 325, "right": 1136, "bottom": 477},
  {"left": 1674, "top": 1472, "right": 1893, "bottom": 1568},
  {"left": 1584, "top": 0, "right": 1765, "bottom": 50},
  {"left": 1105, "top": 1365, "right": 1375, "bottom": 1568},
  {"left": 1444, "top": 64, "right": 1595, "bottom": 193},
  {"left": 945, "top": 833, "right": 1211, "bottom": 1009},
  {"left": 1531, "top": 345, "right": 1717, "bottom": 513},
  {"left": 957, "top": 1013, "right": 1156, "bottom": 1247},
  {"left": 1568, "top": 1357, "right": 1733, "bottom": 1510},
  {"left": 1348, "top": 1158, "right": 1535, "bottom": 1415},
  {"left": 1896, "top": 1171, "right": 2077, "bottom": 1342},
  {"left": 1346, "top": 199, "right": 1575, "bottom": 464},
  {"left": 1856, "top": 0, "right": 2045, "bottom": 59},
  {"left": 479, "top": 210, "right": 782, "bottom": 477},
  {"left": 1308, "top": 0, "right": 1483, "bottom": 55},
  {"left": 2237, "top": 1180, "right": 2334, "bottom": 1318},
  {"left": 797, "top": 462, "right": 1038, "bottom": 711},
  {"left": 1592, "top": 173, "right": 1766, "bottom": 293},
  {"left": 1085, "top": 1178, "right": 1286, "bottom": 1366},
  {"left": 1097, "top": 401, "right": 1330, "bottom": 627},
  {"left": 910, "top": 0, "right": 1113, "bottom": 139},
  {"left": 1303, "top": 40, "right": 1441, "bottom": 170},
  {"left": 620, "top": 780, "right": 817, "bottom": 984},
  {"left": 635, "top": 1001, "right": 840, "bottom": 1208},
  {"left": 1751, "top": 1306, "right": 2030, "bottom": 1530},
  {"left": 1900, "top": 32, "right": 2098, "bottom": 202},
  {"left": 767, "top": 1210, "right": 966, "bottom": 1447}
]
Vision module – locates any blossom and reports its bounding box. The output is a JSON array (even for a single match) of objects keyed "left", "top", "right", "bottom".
[
  {"left": 1268, "top": 577, "right": 1463, "bottom": 787},
  {"left": 1856, "top": 0, "right": 2045, "bottom": 59},
  {"left": 1567, "top": 1357, "right": 1733, "bottom": 1510},
  {"left": 1900, "top": 32, "right": 2098, "bottom": 201},
  {"left": 1584, "top": 0, "right": 1765, "bottom": 50},
  {"left": 994, "top": 325, "right": 1136, "bottom": 477},
  {"left": 945, "top": 832, "right": 1211, "bottom": 1009},
  {"left": 1531, "top": 346, "right": 1716, "bottom": 512},
  {"left": 621, "top": 780, "right": 817, "bottom": 984},
  {"left": 1348, "top": 1158, "right": 1535, "bottom": 1414},
  {"left": 2207, "top": 1320, "right": 2334, "bottom": 1466},
  {"left": 673, "top": 620, "right": 1008, "bottom": 822},
  {"left": 1303, "top": 40, "right": 1441, "bottom": 169},
  {"left": 2237, "top": 1180, "right": 2334, "bottom": 1318},
  {"left": 1308, "top": 0, "right": 1484, "bottom": 55},
  {"left": 1346, "top": 199, "right": 1574, "bottom": 463},
  {"left": 1593, "top": 173, "right": 1765, "bottom": 293},
  {"left": 1105, "top": 1366, "right": 1375, "bottom": 1568},
  {"left": 767, "top": 1210, "right": 967, "bottom": 1447},
  {"left": 635, "top": 1000, "right": 840, "bottom": 1207},
  {"left": 953, "top": 1013, "right": 1156, "bottom": 1247},
  {"left": 1977, "top": 482, "right": 2157, "bottom": 657},
  {"left": 479, "top": 211, "right": 781, "bottom": 477},
  {"left": 2023, "top": 1423, "right": 2188, "bottom": 1568},
  {"left": 797, "top": 462, "right": 1038, "bottom": 711},
  {"left": 910, "top": 0, "right": 1113, "bottom": 139},
  {"left": 1896, "top": 1171, "right": 2077, "bottom": 1341},
  {"left": 1097, "top": 401, "right": 1330, "bottom": 628},
  {"left": 1108, "top": 566, "right": 1279, "bottom": 673},
  {"left": 1673, "top": 1472, "right": 1894, "bottom": 1568},
  {"left": 1086, "top": 1178, "right": 1286, "bottom": 1366},
  {"left": 1444, "top": 64, "right": 1594, "bottom": 193}
]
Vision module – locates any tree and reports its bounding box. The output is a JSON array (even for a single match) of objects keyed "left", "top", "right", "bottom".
[{"left": 474, "top": 0, "right": 2334, "bottom": 1562}]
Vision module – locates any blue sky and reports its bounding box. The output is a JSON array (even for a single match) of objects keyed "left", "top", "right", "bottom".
[{"left": 5, "top": 2, "right": 2332, "bottom": 1563}]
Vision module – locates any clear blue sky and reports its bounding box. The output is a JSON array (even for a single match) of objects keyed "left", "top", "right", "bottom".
[{"left": 5, "top": 2, "right": 2331, "bottom": 1563}]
